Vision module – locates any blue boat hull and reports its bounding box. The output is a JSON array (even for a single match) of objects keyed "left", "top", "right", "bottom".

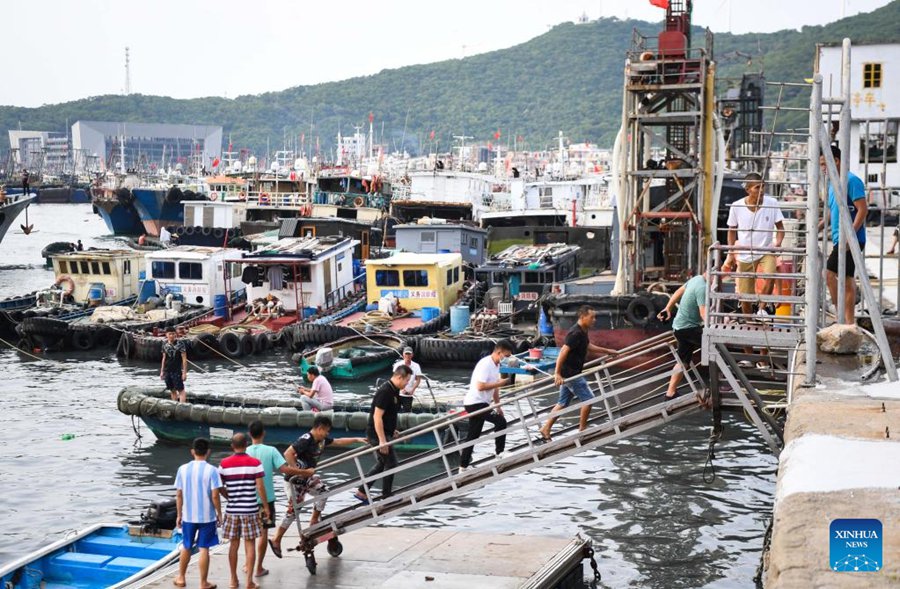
[
  {"left": 93, "top": 199, "right": 145, "bottom": 236},
  {"left": 0, "top": 524, "right": 182, "bottom": 589},
  {"left": 132, "top": 188, "right": 183, "bottom": 237}
]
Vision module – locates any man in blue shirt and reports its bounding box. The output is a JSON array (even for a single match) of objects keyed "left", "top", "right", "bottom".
[
  {"left": 174, "top": 437, "right": 222, "bottom": 589},
  {"left": 821, "top": 145, "right": 868, "bottom": 325},
  {"left": 658, "top": 272, "right": 707, "bottom": 399}
]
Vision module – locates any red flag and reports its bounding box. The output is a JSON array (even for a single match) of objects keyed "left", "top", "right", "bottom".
[
  {"left": 494, "top": 129, "right": 501, "bottom": 140},
  {"left": 429, "top": 130, "right": 435, "bottom": 140},
  {"left": 368, "top": 112, "right": 374, "bottom": 123},
  {"left": 649, "top": 0, "right": 668, "bottom": 8},
  {"left": 487, "top": 141, "right": 493, "bottom": 151},
  {"left": 212, "top": 158, "right": 220, "bottom": 168}
]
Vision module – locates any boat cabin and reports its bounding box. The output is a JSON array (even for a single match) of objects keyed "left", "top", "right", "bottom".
[
  {"left": 183, "top": 201, "right": 246, "bottom": 229},
  {"left": 230, "top": 235, "right": 358, "bottom": 312},
  {"left": 144, "top": 246, "right": 243, "bottom": 307},
  {"left": 394, "top": 221, "right": 488, "bottom": 267},
  {"left": 475, "top": 243, "right": 581, "bottom": 316},
  {"left": 279, "top": 216, "right": 383, "bottom": 261},
  {"left": 50, "top": 249, "right": 144, "bottom": 304},
  {"left": 365, "top": 252, "right": 464, "bottom": 312},
  {"left": 204, "top": 175, "right": 249, "bottom": 203}
]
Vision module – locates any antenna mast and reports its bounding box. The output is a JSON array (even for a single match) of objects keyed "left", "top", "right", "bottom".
[{"left": 124, "top": 47, "right": 131, "bottom": 95}]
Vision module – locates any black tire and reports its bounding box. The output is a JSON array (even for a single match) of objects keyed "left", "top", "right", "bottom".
[
  {"left": 253, "top": 333, "right": 270, "bottom": 355},
  {"left": 267, "top": 331, "right": 283, "bottom": 348},
  {"left": 117, "top": 332, "right": 134, "bottom": 358},
  {"left": 191, "top": 333, "right": 218, "bottom": 359},
  {"left": 70, "top": 328, "right": 95, "bottom": 351},
  {"left": 15, "top": 336, "right": 36, "bottom": 354},
  {"left": 96, "top": 326, "right": 119, "bottom": 348},
  {"left": 625, "top": 296, "right": 655, "bottom": 327},
  {"left": 219, "top": 332, "right": 243, "bottom": 358},
  {"left": 241, "top": 333, "right": 254, "bottom": 356},
  {"left": 213, "top": 228, "right": 225, "bottom": 240},
  {"left": 185, "top": 226, "right": 196, "bottom": 236},
  {"left": 19, "top": 316, "right": 69, "bottom": 339},
  {"left": 201, "top": 227, "right": 213, "bottom": 237},
  {"left": 182, "top": 189, "right": 197, "bottom": 200},
  {"left": 166, "top": 187, "right": 183, "bottom": 204},
  {"left": 327, "top": 538, "right": 343, "bottom": 557}
]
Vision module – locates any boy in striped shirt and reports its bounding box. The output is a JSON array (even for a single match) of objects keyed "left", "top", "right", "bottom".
[
  {"left": 174, "top": 437, "right": 222, "bottom": 589},
  {"left": 219, "top": 433, "right": 269, "bottom": 589}
]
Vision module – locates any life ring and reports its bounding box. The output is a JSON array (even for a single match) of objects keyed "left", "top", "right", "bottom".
[
  {"left": 259, "top": 192, "right": 270, "bottom": 205},
  {"left": 209, "top": 191, "right": 219, "bottom": 201},
  {"left": 55, "top": 275, "right": 75, "bottom": 296},
  {"left": 238, "top": 190, "right": 247, "bottom": 201},
  {"left": 625, "top": 296, "right": 655, "bottom": 327},
  {"left": 353, "top": 196, "right": 365, "bottom": 207}
]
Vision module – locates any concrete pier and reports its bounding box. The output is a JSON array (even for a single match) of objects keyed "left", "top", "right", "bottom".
[
  {"left": 136, "top": 526, "right": 588, "bottom": 588},
  {"left": 765, "top": 354, "right": 900, "bottom": 587}
]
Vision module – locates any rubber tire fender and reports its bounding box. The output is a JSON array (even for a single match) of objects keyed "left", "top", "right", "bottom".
[
  {"left": 70, "top": 328, "right": 96, "bottom": 351},
  {"left": 219, "top": 331, "right": 244, "bottom": 358},
  {"left": 625, "top": 296, "right": 655, "bottom": 327}
]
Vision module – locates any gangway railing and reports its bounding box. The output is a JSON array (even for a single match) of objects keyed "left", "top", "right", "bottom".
[{"left": 287, "top": 332, "right": 708, "bottom": 558}]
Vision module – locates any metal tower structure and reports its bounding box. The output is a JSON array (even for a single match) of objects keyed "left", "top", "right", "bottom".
[
  {"left": 124, "top": 47, "right": 131, "bottom": 95},
  {"left": 616, "top": 0, "right": 717, "bottom": 292}
]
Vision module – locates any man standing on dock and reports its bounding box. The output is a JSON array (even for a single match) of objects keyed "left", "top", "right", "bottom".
[
  {"left": 173, "top": 437, "right": 222, "bottom": 589},
  {"left": 820, "top": 145, "right": 868, "bottom": 325},
  {"left": 393, "top": 346, "right": 423, "bottom": 412},
  {"left": 219, "top": 433, "right": 269, "bottom": 589},
  {"left": 161, "top": 327, "right": 188, "bottom": 403},
  {"left": 352, "top": 365, "right": 413, "bottom": 502},
  {"left": 658, "top": 272, "right": 708, "bottom": 399},
  {"left": 21, "top": 168, "right": 29, "bottom": 196},
  {"left": 459, "top": 339, "right": 514, "bottom": 470},
  {"left": 539, "top": 307, "right": 617, "bottom": 441}
]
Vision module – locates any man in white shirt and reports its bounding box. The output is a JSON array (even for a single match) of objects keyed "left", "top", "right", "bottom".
[
  {"left": 723, "top": 172, "right": 785, "bottom": 317},
  {"left": 392, "top": 347, "right": 422, "bottom": 412},
  {"left": 459, "top": 340, "right": 514, "bottom": 472}
]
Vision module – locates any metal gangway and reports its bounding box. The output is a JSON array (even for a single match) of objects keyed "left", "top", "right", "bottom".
[{"left": 289, "top": 332, "right": 708, "bottom": 561}]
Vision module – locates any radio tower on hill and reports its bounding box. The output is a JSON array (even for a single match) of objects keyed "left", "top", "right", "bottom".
[{"left": 124, "top": 47, "right": 131, "bottom": 95}]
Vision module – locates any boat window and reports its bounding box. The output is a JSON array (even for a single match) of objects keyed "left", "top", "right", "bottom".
[
  {"left": 470, "top": 237, "right": 479, "bottom": 248},
  {"left": 403, "top": 270, "right": 428, "bottom": 287},
  {"left": 421, "top": 231, "right": 435, "bottom": 242},
  {"left": 454, "top": 267, "right": 460, "bottom": 283},
  {"left": 102, "top": 262, "right": 111, "bottom": 274},
  {"left": 446, "top": 268, "right": 453, "bottom": 285},
  {"left": 123, "top": 260, "right": 131, "bottom": 275},
  {"left": 375, "top": 270, "right": 400, "bottom": 287},
  {"left": 543, "top": 272, "right": 554, "bottom": 283},
  {"left": 286, "top": 266, "right": 311, "bottom": 283},
  {"left": 58, "top": 261, "right": 67, "bottom": 274},
  {"left": 475, "top": 271, "right": 489, "bottom": 284},
  {"left": 91, "top": 261, "right": 101, "bottom": 274},
  {"left": 152, "top": 261, "right": 176, "bottom": 279},
  {"left": 179, "top": 262, "right": 203, "bottom": 280},
  {"left": 80, "top": 261, "right": 90, "bottom": 274}
]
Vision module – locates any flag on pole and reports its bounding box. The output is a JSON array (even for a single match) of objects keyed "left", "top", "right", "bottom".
[
  {"left": 494, "top": 129, "right": 501, "bottom": 140},
  {"left": 212, "top": 157, "right": 220, "bottom": 168},
  {"left": 649, "top": 0, "right": 669, "bottom": 9},
  {"left": 429, "top": 129, "right": 435, "bottom": 140}
]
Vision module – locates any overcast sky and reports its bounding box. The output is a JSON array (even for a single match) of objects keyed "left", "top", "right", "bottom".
[{"left": 3, "top": 0, "right": 893, "bottom": 108}]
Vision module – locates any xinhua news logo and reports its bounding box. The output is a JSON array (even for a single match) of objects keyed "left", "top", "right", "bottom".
[{"left": 830, "top": 519, "right": 882, "bottom": 572}]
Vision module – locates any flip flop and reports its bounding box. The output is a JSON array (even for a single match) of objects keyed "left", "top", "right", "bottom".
[
  {"left": 268, "top": 539, "right": 282, "bottom": 559},
  {"left": 665, "top": 391, "right": 680, "bottom": 399},
  {"left": 533, "top": 435, "right": 552, "bottom": 445},
  {"left": 352, "top": 492, "right": 370, "bottom": 505},
  {"left": 254, "top": 569, "right": 269, "bottom": 577},
  {"left": 201, "top": 585, "right": 217, "bottom": 589}
]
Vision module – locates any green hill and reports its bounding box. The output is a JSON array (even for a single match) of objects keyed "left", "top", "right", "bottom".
[{"left": 2, "top": 1, "right": 899, "bottom": 156}]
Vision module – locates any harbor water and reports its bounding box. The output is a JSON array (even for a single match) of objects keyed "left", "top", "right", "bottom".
[{"left": 0, "top": 205, "right": 778, "bottom": 588}]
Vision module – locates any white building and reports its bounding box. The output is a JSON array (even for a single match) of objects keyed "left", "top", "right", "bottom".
[
  {"left": 7, "top": 130, "right": 70, "bottom": 173},
  {"left": 817, "top": 42, "right": 899, "bottom": 208}
]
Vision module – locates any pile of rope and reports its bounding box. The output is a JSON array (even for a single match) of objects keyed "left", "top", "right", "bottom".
[{"left": 346, "top": 310, "right": 406, "bottom": 332}]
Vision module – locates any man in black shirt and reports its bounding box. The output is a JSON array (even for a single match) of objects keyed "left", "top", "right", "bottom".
[
  {"left": 539, "top": 306, "right": 617, "bottom": 440},
  {"left": 352, "top": 365, "right": 413, "bottom": 502},
  {"left": 268, "top": 415, "right": 364, "bottom": 559},
  {"left": 160, "top": 327, "right": 188, "bottom": 402}
]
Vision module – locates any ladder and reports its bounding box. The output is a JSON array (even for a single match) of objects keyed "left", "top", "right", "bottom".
[{"left": 289, "top": 332, "right": 707, "bottom": 555}]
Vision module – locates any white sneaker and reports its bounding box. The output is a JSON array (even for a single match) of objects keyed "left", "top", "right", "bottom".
[
  {"left": 494, "top": 452, "right": 506, "bottom": 461},
  {"left": 458, "top": 466, "right": 469, "bottom": 475}
]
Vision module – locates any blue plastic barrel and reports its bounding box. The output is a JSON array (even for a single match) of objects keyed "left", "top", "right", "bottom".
[
  {"left": 213, "top": 294, "right": 228, "bottom": 318},
  {"left": 87, "top": 285, "right": 104, "bottom": 303},
  {"left": 538, "top": 307, "right": 554, "bottom": 336},
  {"left": 421, "top": 306, "right": 440, "bottom": 322},
  {"left": 302, "top": 307, "right": 317, "bottom": 319},
  {"left": 450, "top": 305, "right": 470, "bottom": 333}
]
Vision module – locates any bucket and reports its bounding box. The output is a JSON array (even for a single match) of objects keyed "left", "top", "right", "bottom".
[
  {"left": 538, "top": 307, "right": 554, "bottom": 336},
  {"left": 421, "top": 306, "right": 440, "bottom": 323},
  {"left": 138, "top": 279, "right": 156, "bottom": 304},
  {"left": 449, "top": 305, "right": 470, "bottom": 333},
  {"left": 87, "top": 285, "right": 104, "bottom": 303},
  {"left": 302, "top": 306, "right": 317, "bottom": 319},
  {"left": 528, "top": 348, "right": 543, "bottom": 360},
  {"left": 213, "top": 294, "right": 228, "bottom": 318}
]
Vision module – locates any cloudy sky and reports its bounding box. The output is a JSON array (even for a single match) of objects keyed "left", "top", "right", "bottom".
[{"left": 4, "top": 0, "right": 893, "bottom": 107}]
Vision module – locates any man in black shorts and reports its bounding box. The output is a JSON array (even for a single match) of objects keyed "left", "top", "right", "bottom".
[{"left": 160, "top": 327, "right": 188, "bottom": 402}]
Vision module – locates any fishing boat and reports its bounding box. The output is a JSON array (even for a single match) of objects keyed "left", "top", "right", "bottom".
[
  {"left": 0, "top": 523, "right": 182, "bottom": 589},
  {"left": 90, "top": 174, "right": 146, "bottom": 236},
  {"left": 298, "top": 333, "right": 406, "bottom": 380},
  {"left": 117, "top": 386, "right": 456, "bottom": 451},
  {"left": 0, "top": 191, "right": 37, "bottom": 245}
]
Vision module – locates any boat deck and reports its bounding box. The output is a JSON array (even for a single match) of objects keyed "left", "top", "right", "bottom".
[
  {"left": 137, "top": 526, "right": 587, "bottom": 588},
  {"left": 338, "top": 311, "right": 424, "bottom": 332},
  {"left": 197, "top": 309, "right": 299, "bottom": 331}
]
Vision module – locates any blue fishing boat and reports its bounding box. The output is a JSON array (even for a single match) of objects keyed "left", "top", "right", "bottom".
[
  {"left": 118, "top": 386, "right": 459, "bottom": 452},
  {"left": 0, "top": 523, "right": 182, "bottom": 589},
  {"left": 92, "top": 190, "right": 145, "bottom": 236}
]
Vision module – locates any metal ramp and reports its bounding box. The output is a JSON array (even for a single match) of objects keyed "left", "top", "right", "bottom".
[{"left": 291, "top": 332, "right": 706, "bottom": 553}]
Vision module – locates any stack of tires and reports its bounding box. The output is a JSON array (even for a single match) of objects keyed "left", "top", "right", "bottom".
[{"left": 16, "top": 316, "right": 68, "bottom": 351}]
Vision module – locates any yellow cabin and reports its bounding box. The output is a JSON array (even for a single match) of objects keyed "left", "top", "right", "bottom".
[
  {"left": 51, "top": 250, "right": 144, "bottom": 303},
  {"left": 365, "top": 253, "right": 463, "bottom": 311}
]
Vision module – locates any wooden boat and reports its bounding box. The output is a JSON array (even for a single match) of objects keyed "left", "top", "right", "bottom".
[
  {"left": 0, "top": 523, "right": 182, "bottom": 589},
  {"left": 118, "top": 386, "right": 458, "bottom": 452},
  {"left": 298, "top": 333, "right": 406, "bottom": 380}
]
